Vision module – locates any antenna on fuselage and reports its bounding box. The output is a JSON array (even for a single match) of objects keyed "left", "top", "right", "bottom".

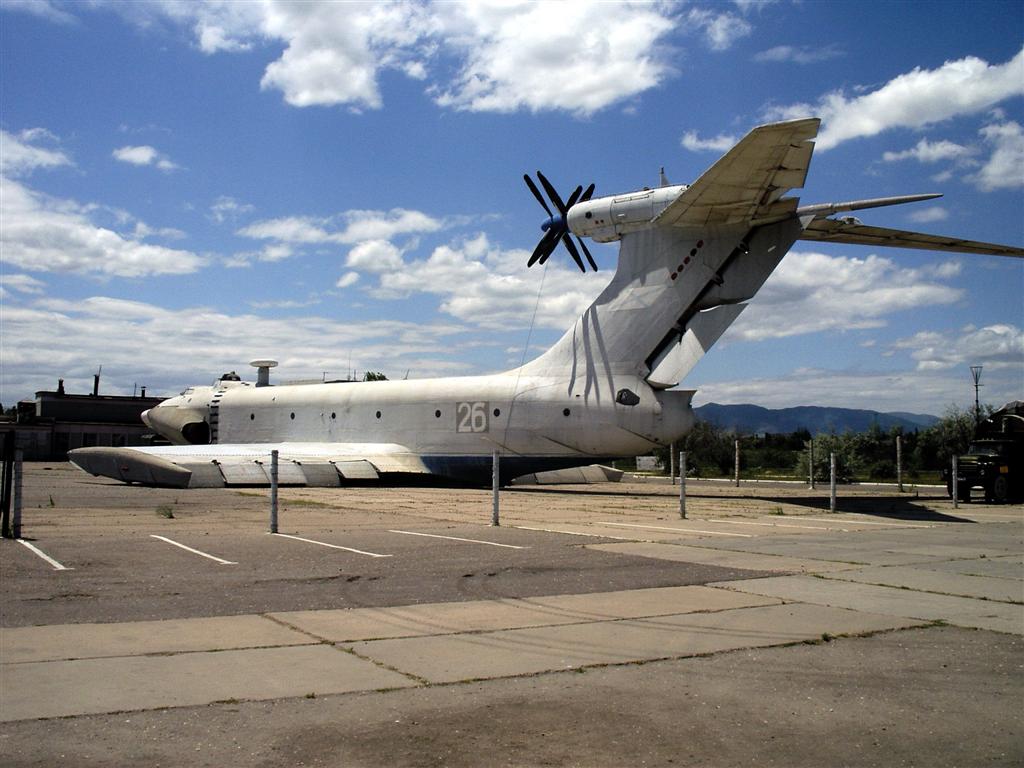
[
  {"left": 250, "top": 359, "right": 278, "bottom": 387},
  {"left": 659, "top": 167, "right": 670, "bottom": 187}
]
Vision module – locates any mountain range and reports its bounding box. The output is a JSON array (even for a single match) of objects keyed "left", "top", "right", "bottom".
[{"left": 694, "top": 403, "right": 940, "bottom": 435}]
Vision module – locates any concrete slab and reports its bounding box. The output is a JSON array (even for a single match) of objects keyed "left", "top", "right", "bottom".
[
  {"left": 715, "top": 575, "right": 1024, "bottom": 634},
  {"left": 0, "top": 615, "right": 313, "bottom": 664},
  {"left": 0, "top": 644, "right": 415, "bottom": 722},
  {"left": 347, "top": 603, "right": 923, "bottom": 684},
  {"left": 827, "top": 564, "right": 1023, "bottom": 604},
  {"left": 923, "top": 554, "right": 1024, "bottom": 580},
  {"left": 586, "top": 541, "right": 858, "bottom": 573},
  {"left": 271, "top": 586, "right": 779, "bottom": 642}
]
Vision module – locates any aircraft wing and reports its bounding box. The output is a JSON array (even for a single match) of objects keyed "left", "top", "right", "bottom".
[
  {"left": 69, "top": 443, "right": 430, "bottom": 488},
  {"left": 799, "top": 218, "right": 1024, "bottom": 257},
  {"left": 654, "top": 117, "right": 821, "bottom": 229}
]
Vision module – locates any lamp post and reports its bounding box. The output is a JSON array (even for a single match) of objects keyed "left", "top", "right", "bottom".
[{"left": 970, "top": 365, "right": 983, "bottom": 425}]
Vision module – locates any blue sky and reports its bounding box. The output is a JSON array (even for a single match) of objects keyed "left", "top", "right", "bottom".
[{"left": 1, "top": 0, "right": 1021, "bottom": 416}]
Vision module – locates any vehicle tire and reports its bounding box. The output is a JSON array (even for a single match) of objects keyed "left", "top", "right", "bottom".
[{"left": 991, "top": 475, "right": 1009, "bottom": 504}]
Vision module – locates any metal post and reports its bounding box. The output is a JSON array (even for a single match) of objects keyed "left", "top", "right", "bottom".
[
  {"left": 952, "top": 455, "right": 959, "bottom": 509},
  {"left": 1, "top": 430, "right": 13, "bottom": 538},
  {"left": 669, "top": 441, "right": 676, "bottom": 485},
  {"left": 829, "top": 452, "right": 837, "bottom": 513},
  {"left": 269, "top": 449, "right": 279, "bottom": 534},
  {"left": 679, "top": 450, "right": 687, "bottom": 519},
  {"left": 808, "top": 438, "right": 815, "bottom": 490},
  {"left": 734, "top": 439, "right": 740, "bottom": 487},
  {"left": 491, "top": 450, "right": 500, "bottom": 527},
  {"left": 896, "top": 435, "right": 903, "bottom": 493},
  {"left": 12, "top": 449, "right": 23, "bottom": 539}
]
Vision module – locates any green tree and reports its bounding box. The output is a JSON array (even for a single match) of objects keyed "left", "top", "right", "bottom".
[{"left": 362, "top": 371, "right": 388, "bottom": 381}]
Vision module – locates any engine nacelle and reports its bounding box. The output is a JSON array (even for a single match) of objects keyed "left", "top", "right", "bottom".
[{"left": 568, "top": 185, "right": 689, "bottom": 243}]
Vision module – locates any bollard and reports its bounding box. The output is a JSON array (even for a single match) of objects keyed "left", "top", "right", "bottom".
[
  {"left": 829, "top": 452, "right": 837, "bottom": 513},
  {"left": 734, "top": 439, "right": 740, "bottom": 487},
  {"left": 952, "top": 455, "right": 959, "bottom": 509},
  {"left": 896, "top": 435, "right": 904, "bottom": 493},
  {"left": 12, "top": 449, "right": 23, "bottom": 539},
  {"left": 491, "top": 450, "right": 500, "bottom": 526},
  {"left": 669, "top": 441, "right": 676, "bottom": 485},
  {"left": 808, "top": 438, "right": 815, "bottom": 490},
  {"left": 269, "top": 449, "right": 279, "bottom": 533},
  {"left": 679, "top": 450, "right": 687, "bottom": 519}
]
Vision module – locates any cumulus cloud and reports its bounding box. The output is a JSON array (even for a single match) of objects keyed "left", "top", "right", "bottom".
[
  {"left": 727, "top": 251, "right": 963, "bottom": 341},
  {"left": 0, "top": 296, "right": 472, "bottom": 402},
  {"left": 0, "top": 128, "right": 72, "bottom": 177},
  {"left": 892, "top": 324, "right": 1024, "bottom": 372},
  {"left": 102, "top": 1, "right": 679, "bottom": 115},
  {"left": 432, "top": 1, "right": 676, "bottom": 115},
  {"left": 766, "top": 47, "right": 1024, "bottom": 150},
  {"left": 238, "top": 208, "right": 444, "bottom": 245},
  {"left": 882, "top": 138, "right": 977, "bottom": 164},
  {"left": 112, "top": 144, "right": 178, "bottom": 171},
  {"left": 0, "top": 177, "right": 206, "bottom": 277},
  {"left": 0, "top": 0, "right": 76, "bottom": 24},
  {"left": 208, "top": 196, "right": 255, "bottom": 223},
  {"left": 686, "top": 9, "right": 751, "bottom": 51},
  {"left": 336, "top": 271, "right": 360, "bottom": 288},
  {"left": 970, "top": 120, "right": 1024, "bottom": 191},
  {"left": 906, "top": 207, "right": 949, "bottom": 224},
  {"left": 680, "top": 130, "right": 738, "bottom": 153}
]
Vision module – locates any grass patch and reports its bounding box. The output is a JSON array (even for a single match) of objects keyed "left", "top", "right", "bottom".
[{"left": 155, "top": 504, "right": 175, "bottom": 519}]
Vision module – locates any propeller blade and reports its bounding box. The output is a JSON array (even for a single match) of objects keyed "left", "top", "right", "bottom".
[
  {"left": 577, "top": 237, "right": 598, "bottom": 271},
  {"left": 580, "top": 183, "right": 595, "bottom": 202},
  {"left": 537, "top": 225, "right": 565, "bottom": 265},
  {"left": 523, "top": 174, "right": 552, "bottom": 217},
  {"left": 528, "top": 227, "right": 561, "bottom": 267},
  {"left": 561, "top": 232, "right": 586, "bottom": 272},
  {"left": 537, "top": 171, "right": 567, "bottom": 214},
  {"left": 564, "top": 185, "right": 583, "bottom": 209}
]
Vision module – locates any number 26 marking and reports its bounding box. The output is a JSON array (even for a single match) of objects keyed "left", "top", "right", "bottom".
[{"left": 456, "top": 401, "right": 488, "bottom": 433}]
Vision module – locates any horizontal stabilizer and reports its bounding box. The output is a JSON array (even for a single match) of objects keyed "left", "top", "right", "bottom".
[{"left": 800, "top": 218, "right": 1024, "bottom": 257}]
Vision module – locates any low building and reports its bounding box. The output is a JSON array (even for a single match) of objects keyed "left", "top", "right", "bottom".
[{"left": 0, "top": 380, "right": 166, "bottom": 461}]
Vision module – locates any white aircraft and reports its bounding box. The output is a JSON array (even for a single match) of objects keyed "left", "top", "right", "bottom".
[{"left": 70, "top": 118, "right": 1023, "bottom": 488}]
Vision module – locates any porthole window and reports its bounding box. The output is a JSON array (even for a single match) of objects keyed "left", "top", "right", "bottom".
[
  {"left": 290, "top": 412, "right": 295, "bottom": 420},
  {"left": 331, "top": 412, "right": 336, "bottom": 420},
  {"left": 435, "top": 409, "right": 441, "bottom": 418},
  {"left": 563, "top": 408, "right": 571, "bottom": 417},
  {"left": 250, "top": 413, "right": 255, "bottom": 420},
  {"left": 493, "top": 408, "right": 501, "bottom": 417},
  {"left": 375, "top": 410, "right": 382, "bottom": 419}
]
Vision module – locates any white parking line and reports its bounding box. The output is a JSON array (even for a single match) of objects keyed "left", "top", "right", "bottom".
[
  {"left": 150, "top": 535, "right": 237, "bottom": 565},
  {"left": 596, "top": 522, "right": 753, "bottom": 538},
  {"left": 800, "top": 517, "right": 932, "bottom": 528},
  {"left": 515, "top": 525, "right": 639, "bottom": 541},
  {"left": 388, "top": 530, "right": 528, "bottom": 549},
  {"left": 17, "top": 540, "right": 72, "bottom": 571},
  {"left": 709, "top": 518, "right": 845, "bottom": 531},
  {"left": 271, "top": 532, "right": 391, "bottom": 558}
]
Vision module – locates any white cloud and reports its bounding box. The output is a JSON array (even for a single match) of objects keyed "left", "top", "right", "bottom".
[
  {"left": 754, "top": 44, "right": 842, "bottom": 64},
  {"left": 686, "top": 9, "right": 751, "bottom": 51},
  {"left": 882, "top": 138, "right": 976, "bottom": 164},
  {"left": 0, "top": 296, "right": 471, "bottom": 402},
  {"left": 0, "top": 128, "right": 72, "bottom": 177},
  {"left": 0, "top": 0, "right": 76, "bottom": 24},
  {"left": 238, "top": 208, "right": 443, "bottom": 245},
  {"left": 0, "top": 273, "right": 46, "bottom": 299},
  {"left": 728, "top": 251, "right": 963, "bottom": 341},
  {"left": 766, "top": 47, "right": 1024, "bottom": 150},
  {"left": 108, "top": 1, "right": 678, "bottom": 115},
  {"left": 0, "top": 177, "right": 206, "bottom": 277},
  {"left": 208, "top": 196, "right": 255, "bottom": 223},
  {"left": 680, "top": 130, "right": 738, "bottom": 153},
  {"left": 433, "top": 1, "right": 677, "bottom": 115},
  {"left": 892, "top": 324, "right": 1024, "bottom": 372},
  {"left": 970, "top": 120, "right": 1024, "bottom": 191},
  {"left": 346, "top": 240, "right": 405, "bottom": 273},
  {"left": 906, "top": 207, "right": 949, "bottom": 224},
  {"left": 112, "top": 145, "right": 178, "bottom": 171},
  {"left": 336, "top": 271, "right": 360, "bottom": 288}
]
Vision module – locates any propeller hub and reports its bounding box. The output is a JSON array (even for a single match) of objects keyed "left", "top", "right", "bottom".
[{"left": 540, "top": 214, "right": 563, "bottom": 233}]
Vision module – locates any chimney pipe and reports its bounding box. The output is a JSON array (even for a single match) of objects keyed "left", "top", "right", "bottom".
[{"left": 92, "top": 374, "right": 100, "bottom": 396}]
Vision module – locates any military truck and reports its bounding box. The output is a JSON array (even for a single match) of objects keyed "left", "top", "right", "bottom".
[{"left": 945, "top": 401, "right": 1023, "bottom": 504}]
